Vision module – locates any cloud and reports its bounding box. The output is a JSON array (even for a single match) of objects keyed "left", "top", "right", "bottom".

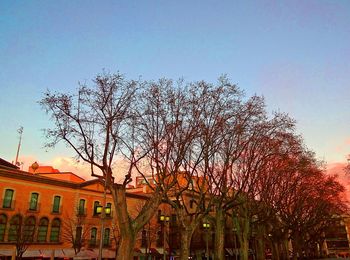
[
  {"left": 327, "top": 162, "right": 350, "bottom": 203},
  {"left": 17, "top": 154, "right": 149, "bottom": 185},
  {"left": 48, "top": 156, "right": 142, "bottom": 182},
  {"left": 334, "top": 137, "right": 350, "bottom": 155},
  {"left": 50, "top": 157, "right": 93, "bottom": 180}
]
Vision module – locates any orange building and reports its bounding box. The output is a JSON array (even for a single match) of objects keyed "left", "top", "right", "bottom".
[{"left": 0, "top": 159, "right": 168, "bottom": 259}]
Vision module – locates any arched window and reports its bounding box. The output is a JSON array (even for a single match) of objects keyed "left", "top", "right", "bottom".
[
  {"left": 50, "top": 218, "right": 61, "bottom": 242},
  {"left": 0, "top": 214, "right": 7, "bottom": 241},
  {"left": 103, "top": 228, "right": 110, "bottom": 247},
  {"left": 23, "top": 216, "right": 36, "bottom": 242},
  {"left": 37, "top": 217, "right": 49, "bottom": 242},
  {"left": 8, "top": 214, "right": 22, "bottom": 241},
  {"left": 90, "top": 227, "right": 97, "bottom": 246}
]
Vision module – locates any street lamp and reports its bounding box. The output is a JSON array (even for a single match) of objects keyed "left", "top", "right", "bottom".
[
  {"left": 96, "top": 204, "right": 111, "bottom": 260},
  {"left": 160, "top": 214, "right": 170, "bottom": 260},
  {"left": 203, "top": 222, "right": 210, "bottom": 260}
]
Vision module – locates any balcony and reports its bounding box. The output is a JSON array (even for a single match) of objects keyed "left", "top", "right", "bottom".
[{"left": 0, "top": 199, "right": 15, "bottom": 210}]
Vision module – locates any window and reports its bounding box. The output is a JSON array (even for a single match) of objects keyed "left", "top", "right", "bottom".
[
  {"left": 29, "top": 193, "right": 39, "bottom": 211},
  {"left": 90, "top": 227, "right": 97, "bottom": 246},
  {"left": 50, "top": 218, "right": 61, "bottom": 242},
  {"left": 3, "top": 189, "right": 14, "bottom": 208},
  {"left": 52, "top": 196, "right": 61, "bottom": 213},
  {"left": 75, "top": 226, "right": 82, "bottom": 246},
  {"left": 0, "top": 214, "right": 7, "bottom": 241},
  {"left": 78, "top": 199, "right": 85, "bottom": 215},
  {"left": 93, "top": 201, "right": 100, "bottom": 216},
  {"left": 8, "top": 214, "right": 21, "bottom": 241},
  {"left": 103, "top": 228, "right": 110, "bottom": 247},
  {"left": 37, "top": 218, "right": 49, "bottom": 242},
  {"left": 23, "top": 216, "right": 36, "bottom": 242}
]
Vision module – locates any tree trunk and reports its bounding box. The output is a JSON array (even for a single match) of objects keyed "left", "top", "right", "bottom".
[
  {"left": 214, "top": 208, "right": 225, "bottom": 260},
  {"left": 280, "top": 236, "right": 289, "bottom": 260},
  {"left": 291, "top": 237, "right": 302, "bottom": 260},
  {"left": 271, "top": 241, "right": 280, "bottom": 260},
  {"left": 237, "top": 216, "right": 250, "bottom": 260},
  {"left": 117, "top": 235, "right": 136, "bottom": 260},
  {"left": 179, "top": 229, "right": 193, "bottom": 260},
  {"left": 111, "top": 185, "right": 162, "bottom": 260},
  {"left": 255, "top": 237, "right": 265, "bottom": 260},
  {"left": 240, "top": 233, "right": 249, "bottom": 260}
]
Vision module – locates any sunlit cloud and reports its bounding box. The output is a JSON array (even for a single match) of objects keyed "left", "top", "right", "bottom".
[
  {"left": 334, "top": 137, "right": 350, "bottom": 154},
  {"left": 17, "top": 153, "right": 152, "bottom": 185},
  {"left": 327, "top": 162, "right": 350, "bottom": 203}
]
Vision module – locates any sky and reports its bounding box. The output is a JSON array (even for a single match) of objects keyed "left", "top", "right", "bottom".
[{"left": 0, "top": 0, "right": 349, "bottom": 178}]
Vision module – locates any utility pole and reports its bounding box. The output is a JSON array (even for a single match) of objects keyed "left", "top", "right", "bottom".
[{"left": 15, "top": 126, "right": 23, "bottom": 166}]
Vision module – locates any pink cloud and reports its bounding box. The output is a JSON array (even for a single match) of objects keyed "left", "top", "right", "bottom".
[
  {"left": 18, "top": 155, "right": 148, "bottom": 185},
  {"left": 327, "top": 162, "right": 350, "bottom": 203}
]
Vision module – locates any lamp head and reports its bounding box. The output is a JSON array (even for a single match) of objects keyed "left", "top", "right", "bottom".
[
  {"left": 105, "top": 207, "right": 111, "bottom": 215},
  {"left": 96, "top": 205, "right": 102, "bottom": 214}
]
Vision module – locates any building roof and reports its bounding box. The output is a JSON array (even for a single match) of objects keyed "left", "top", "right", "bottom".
[
  {"left": 0, "top": 165, "right": 151, "bottom": 199},
  {"left": 0, "top": 157, "right": 19, "bottom": 169}
]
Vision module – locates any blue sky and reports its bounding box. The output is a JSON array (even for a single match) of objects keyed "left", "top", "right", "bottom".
[{"left": 0, "top": 0, "right": 349, "bottom": 172}]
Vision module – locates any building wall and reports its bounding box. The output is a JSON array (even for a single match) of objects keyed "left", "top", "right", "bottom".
[{"left": 0, "top": 165, "right": 152, "bottom": 255}]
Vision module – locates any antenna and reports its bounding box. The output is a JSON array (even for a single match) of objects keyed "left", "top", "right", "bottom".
[{"left": 14, "top": 126, "right": 23, "bottom": 166}]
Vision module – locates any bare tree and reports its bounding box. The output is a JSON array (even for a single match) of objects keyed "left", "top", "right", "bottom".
[
  {"left": 40, "top": 72, "right": 165, "bottom": 260},
  {"left": 134, "top": 79, "right": 213, "bottom": 260},
  {"left": 111, "top": 223, "right": 121, "bottom": 258},
  {"left": 7, "top": 213, "right": 36, "bottom": 260},
  {"left": 258, "top": 148, "right": 347, "bottom": 260},
  {"left": 61, "top": 213, "right": 92, "bottom": 254}
]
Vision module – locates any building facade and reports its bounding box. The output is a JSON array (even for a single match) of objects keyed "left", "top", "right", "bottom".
[{"left": 0, "top": 160, "right": 159, "bottom": 259}]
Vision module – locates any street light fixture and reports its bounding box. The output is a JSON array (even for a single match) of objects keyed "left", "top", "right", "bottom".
[
  {"left": 203, "top": 222, "right": 210, "bottom": 260},
  {"left": 160, "top": 214, "right": 170, "bottom": 260},
  {"left": 96, "top": 204, "right": 111, "bottom": 260},
  {"left": 96, "top": 205, "right": 111, "bottom": 215}
]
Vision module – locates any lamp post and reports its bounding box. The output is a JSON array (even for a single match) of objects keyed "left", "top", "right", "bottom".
[
  {"left": 96, "top": 204, "right": 111, "bottom": 260},
  {"left": 160, "top": 215, "right": 170, "bottom": 260},
  {"left": 203, "top": 222, "right": 210, "bottom": 260}
]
